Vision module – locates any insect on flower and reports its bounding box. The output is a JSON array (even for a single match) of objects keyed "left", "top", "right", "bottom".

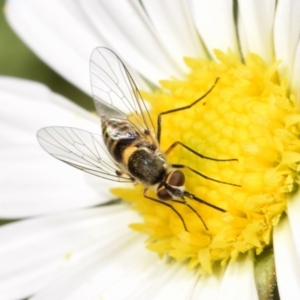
[{"left": 37, "top": 47, "right": 240, "bottom": 231}]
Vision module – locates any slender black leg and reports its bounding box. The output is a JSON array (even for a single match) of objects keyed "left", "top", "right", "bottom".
[
  {"left": 143, "top": 189, "right": 188, "bottom": 231},
  {"left": 144, "top": 190, "right": 211, "bottom": 231},
  {"left": 156, "top": 78, "right": 219, "bottom": 143},
  {"left": 161, "top": 182, "right": 227, "bottom": 230},
  {"left": 164, "top": 141, "right": 237, "bottom": 162},
  {"left": 171, "top": 164, "right": 241, "bottom": 187},
  {"left": 170, "top": 198, "right": 208, "bottom": 230}
]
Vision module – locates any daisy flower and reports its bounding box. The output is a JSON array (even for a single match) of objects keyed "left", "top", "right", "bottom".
[{"left": 2, "top": 0, "right": 300, "bottom": 299}]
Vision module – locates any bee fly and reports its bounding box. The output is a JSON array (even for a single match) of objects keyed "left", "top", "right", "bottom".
[{"left": 37, "top": 47, "right": 240, "bottom": 231}]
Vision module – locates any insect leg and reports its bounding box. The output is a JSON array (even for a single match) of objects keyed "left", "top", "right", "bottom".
[
  {"left": 143, "top": 189, "right": 188, "bottom": 231},
  {"left": 156, "top": 78, "right": 219, "bottom": 143},
  {"left": 164, "top": 141, "right": 237, "bottom": 162},
  {"left": 171, "top": 164, "right": 241, "bottom": 187},
  {"left": 170, "top": 198, "right": 208, "bottom": 230},
  {"left": 181, "top": 190, "right": 226, "bottom": 213}
]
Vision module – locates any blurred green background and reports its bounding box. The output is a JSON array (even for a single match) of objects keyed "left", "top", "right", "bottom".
[{"left": 0, "top": 0, "right": 93, "bottom": 111}]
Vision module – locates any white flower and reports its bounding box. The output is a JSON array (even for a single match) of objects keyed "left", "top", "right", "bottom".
[{"left": 2, "top": 0, "right": 300, "bottom": 299}]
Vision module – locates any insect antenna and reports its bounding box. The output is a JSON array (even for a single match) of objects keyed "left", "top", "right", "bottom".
[{"left": 183, "top": 191, "right": 226, "bottom": 212}]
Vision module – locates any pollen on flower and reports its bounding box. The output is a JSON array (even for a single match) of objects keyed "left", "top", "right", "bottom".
[{"left": 111, "top": 50, "right": 300, "bottom": 274}]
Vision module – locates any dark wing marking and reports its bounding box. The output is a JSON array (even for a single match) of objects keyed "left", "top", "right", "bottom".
[
  {"left": 90, "top": 47, "right": 156, "bottom": 139},
  {"left": 37, "top": 127, "right": 133, "bottom": 183}
]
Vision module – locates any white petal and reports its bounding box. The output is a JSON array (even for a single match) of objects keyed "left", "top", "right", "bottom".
[
  {"left": 237, "top": 0, "right": 276, "bottom": 64},
  {"left": 32, "top": 243, "right": 198, "bottom": 300},
  {"left": 0, "top": 77, "right": 98, "bottom": 146},
  {"left": 102, "top": 262, "right": 197, "bottom": 300},
  {"left": 191, "top": 270, "right": 223, "bottom": 299},
  {"left": 141, "top": 0, "right": 206, "bottom": 71},
  {"left": 287, "top": 193, "right": 300, "bottom": 260},
  {"left": 191, "top": 0, "right": 240, "bottom": 59},
  {"left": 0, "top": 146, "right": 118, "bottom": 218},
  {"left": 291, "top": 40, "right": 300, "bottom": 100},
  {"left": 274, "top": 216, "right": 300, "bottom": 299},
  {"left": 218, "top": 253, "right": 258, "bottom": 300},
  {"left": 77, "top": 0, "right": 182, "bottom": 83},
  {"left": 6, "top": 0, "right": 101, "bottom": 93},
  {"left": 139, "top": 266, "right": 198, "bottom": 300},
  {"left": 0, "top": 78, "right": 120, "bottom": 217},
  {"left": 274, "top": 0, "right": 300, "bottom": 87},
  {"left": 0, "top": 204, "right": 139, "bottom": 300}
]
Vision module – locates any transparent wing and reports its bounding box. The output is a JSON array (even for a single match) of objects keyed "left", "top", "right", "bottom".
[
  {"left": 90, "top": 47, "right": 155, "bottom": 137},
  {"left": 37, "top": 127, "right": 133, "bottom": 183}
]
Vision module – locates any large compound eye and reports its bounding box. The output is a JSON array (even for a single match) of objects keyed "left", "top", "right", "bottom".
[
  {"left": 168, "top": 170, "right": 185, "bottom": 187},
  {"left": 157, "top": 188, "right": 172, "bottom": 200}
]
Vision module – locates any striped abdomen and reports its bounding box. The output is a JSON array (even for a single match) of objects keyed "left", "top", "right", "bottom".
[
  {"left": 101, "top": 118, "right": 167, "bottom": 186},
  {"left": 101, "top": 118, "right": 141, "bottom": 164}
]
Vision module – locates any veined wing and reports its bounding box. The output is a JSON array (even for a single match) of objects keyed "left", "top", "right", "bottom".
[
  {"left": 37, "top": 127, "right": 133, "bottom": 183},
  {"left": 90, "top": 47, "right": 155, "bottom": 138}
]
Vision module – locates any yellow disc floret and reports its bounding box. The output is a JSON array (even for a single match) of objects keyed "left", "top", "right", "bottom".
[{"left": 112, "top": 50, "right": 300, "bottom": 273}]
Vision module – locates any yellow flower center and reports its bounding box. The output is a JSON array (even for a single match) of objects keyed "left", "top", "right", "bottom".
[{"left": 112, "top": 50, "right": 300, "bottom": 274}]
